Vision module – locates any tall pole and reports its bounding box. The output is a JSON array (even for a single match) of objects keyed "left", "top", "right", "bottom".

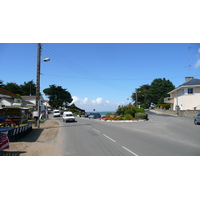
[
  {"left": 135, "top": 88, "right": 138, "bottom": 107},
  {"left": 36, "top": 43, "right": 41, "bottom": 128}
]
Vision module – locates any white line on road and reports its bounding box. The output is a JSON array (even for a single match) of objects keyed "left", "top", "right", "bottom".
[
  {"left": 103, "top": 134, "right": 116, "bottom": 143},
  {"left": 122, "top": 146, "right": 138, "bottom": 156},
  {"left": 93, "top": 128, "right": 100, "bottom": 133}
]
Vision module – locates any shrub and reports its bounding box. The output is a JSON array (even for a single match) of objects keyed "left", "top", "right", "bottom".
[
  {"left": 124, "top": 109, "right": 135, "bottom": 117},
  {"left": 105, "top": 113, "right": 112, "bottom": 118},
  {"left": 134, "top": 107, "right": 145, "bottom": 113},
  {"left": 135, "top": 112, "right": 148, "bottom": 120},
  {"left": 124, "top": 114, "right": 133, "bottom": 120},
  {"left": 156, "top": 104, "right": 170, "bottom": 109}
]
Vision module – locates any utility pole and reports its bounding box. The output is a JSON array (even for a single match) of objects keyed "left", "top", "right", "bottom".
[{"left": 35, "top": 43, "right": 41, "bottom": 128}]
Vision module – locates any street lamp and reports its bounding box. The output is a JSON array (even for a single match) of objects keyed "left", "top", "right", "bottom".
[{"left": 35, "top": 43, "right": 50, "bottom": 128}]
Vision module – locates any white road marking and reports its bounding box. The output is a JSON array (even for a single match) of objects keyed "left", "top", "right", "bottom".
[
  {"left": 93, "top": 128, "right": 100, "bottom": 133},
  {"left": 122, "top": 146, "right": 138, "bottom": 156},
  {"left": 103, "top": 134, "right": 116, "bottom": 143}
]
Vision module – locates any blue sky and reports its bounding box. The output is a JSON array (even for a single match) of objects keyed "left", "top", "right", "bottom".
[{"left": 1, "top": 43, "right": 200, "bottom": 111}]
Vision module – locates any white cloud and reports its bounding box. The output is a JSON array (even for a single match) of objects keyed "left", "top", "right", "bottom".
[
  {"left": 91, "top": 97, "right": 103, "bottom": 104},
  {"left": 71, "top": 96, "right": 88, "bottom": 105},
  {"left": 194, "top": 48, "right": 200, "bottom": 69},
  {"left": 71, "top": 96, "right": 126, "bottom": 111},
  {"left": 194, "top": 59, "right": 200, "bottom": 68}
]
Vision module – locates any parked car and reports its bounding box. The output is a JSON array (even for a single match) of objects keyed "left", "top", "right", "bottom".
[
  {"left": 84, "top": 113, "right": 92, "bottom": 118},
  {"left": 194, "top": 113, "right": 200, "bottom": 125},
  {"left": 88, "top": 113, "right": 101, "bottom": 119},
  {"left": 53, "top": 110, "right": 60, "bottom": 117},
  {"left": 62, "top": 111, "right": 75, "bottom": 122}
]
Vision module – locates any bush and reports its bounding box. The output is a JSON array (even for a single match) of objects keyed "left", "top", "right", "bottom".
[
  {"left": 124, "top": 109, "right": 135, "bottom": 117},
  {"left": 134, "top": 107, "right": 145, "bottom": 113},
  {"left": 105, "top": 113, "right": 112, "bottom": 118},
  {"left": 156, "top": 104, "right": 170, "bottom": 110},
  {"left": 135, "top": 112, "right": 148, "bottom": 120},
  {"left": 124, "top": 114, "right": 133, "bottom": 120}
]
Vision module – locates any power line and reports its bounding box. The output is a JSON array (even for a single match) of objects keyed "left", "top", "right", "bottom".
[{"left": 41, "top": 43, "right": 125, "bottom": 90}]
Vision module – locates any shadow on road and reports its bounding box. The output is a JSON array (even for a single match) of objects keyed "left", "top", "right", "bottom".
[{"left": 0, "top": 151, "right": 26, "bottom": 156}]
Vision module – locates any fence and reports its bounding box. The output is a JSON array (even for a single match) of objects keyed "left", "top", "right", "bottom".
[{"left": 7, "top": 124, "right": 33, "bottom": 142}]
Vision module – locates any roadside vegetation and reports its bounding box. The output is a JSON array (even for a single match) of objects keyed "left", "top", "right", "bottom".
[{"left": 101, "top": 104, "right": 148, "bottom": 121}]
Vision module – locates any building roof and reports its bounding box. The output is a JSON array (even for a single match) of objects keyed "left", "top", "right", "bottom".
[
  {"left": 21, "top": 96, "right": 36, "bottom": 100},
  {"left": 2, "top": 98, "right": 15, "bottom": 104},
  {"left": 178, "top": 78, "right": 200, "bottom": 87},
  {"left": 168, "top": 78, "right": 200, "bottom": 94},
  {"left": 0, "top": 88, "right": 18, "bottom": 98}
]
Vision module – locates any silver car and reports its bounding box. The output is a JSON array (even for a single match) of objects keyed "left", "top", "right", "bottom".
[{"left": 194, "top": 113, "right": 200, "bottom": 125}]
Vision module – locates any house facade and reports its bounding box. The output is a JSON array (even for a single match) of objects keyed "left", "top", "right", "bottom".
[
  {"left": 164, "top": 77, "right": 200, "bottom": 110},
  {"left": 22, "top": 96, "right": 45, "bottom": 111}
]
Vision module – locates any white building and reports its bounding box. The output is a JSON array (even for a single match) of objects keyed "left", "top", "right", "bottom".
[
  {"left": 22, "top": 96, "right": 45, "bottom": 111},
  {"left": 164, "top": 77, "right": 200, "bottom": 110}
]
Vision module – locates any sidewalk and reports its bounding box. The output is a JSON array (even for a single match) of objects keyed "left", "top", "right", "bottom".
[
  {"left": 148, "top": 109, "right": 178, "bottom": 116},
  {"left": 0, "top": 119, "right": 61, "bottom": 156}
]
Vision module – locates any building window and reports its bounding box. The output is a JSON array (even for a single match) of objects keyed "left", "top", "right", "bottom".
[{"left": 188, "top": 88, "right": 194, "bottom": 94}]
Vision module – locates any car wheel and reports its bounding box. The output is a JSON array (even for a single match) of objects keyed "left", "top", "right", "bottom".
[{"left": 194, "top": 119, "right": 198, "bottom": 125}]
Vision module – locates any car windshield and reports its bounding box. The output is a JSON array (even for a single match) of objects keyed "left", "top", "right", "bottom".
[
  {"left": 66, "top": 114, "right": 73, "bottom": 116},
  {"left": 54, "top": 111, "right": 59, "bottom": 113}
]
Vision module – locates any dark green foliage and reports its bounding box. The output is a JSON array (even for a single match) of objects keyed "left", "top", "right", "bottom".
[
  {"left": 68, "top": 103, "right": 85, "bottom": 114},
  {"left": 2, "top": 82, "right": 22, "bottom": 94},
  {"left": 147, "top": 78, "right": 175, "bottom": 104},
  {"left": 131, "top": 84, "right": 151, "bottom": 108},
  {"left": 156, "top": 104, "right": 170, "bottom": 109},
  {"left": 20, "top": 80, "right": 36, "bottom": 96},
  {"left": 131, "top": 78, "right": 175, "bottom": 106},
  {"left": 135, "top": 112, "right": 148, "bottom": 120},
  {"left": 1, "top": 80, "right": 36, "bottom": 96},
  {"left": 43, "top": 84, "right": 73, "bottom": 109}
]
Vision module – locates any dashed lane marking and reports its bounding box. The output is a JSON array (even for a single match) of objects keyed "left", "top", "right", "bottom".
[
  {"left": 103, "top": 134, "right": 116, "bottom": 143},
  {"left": 122, "top": 146, "right": 138, "bottom": 156}
]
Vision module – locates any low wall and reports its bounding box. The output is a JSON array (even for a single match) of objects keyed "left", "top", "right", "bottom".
[
  {"left": 154, "top": 108, "right": 200, "bottom": 118},
  {"left": 179, "top": 110, "right": 200, "bottom": 117}
]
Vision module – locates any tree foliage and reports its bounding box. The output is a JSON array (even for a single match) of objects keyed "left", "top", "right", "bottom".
[
  {"left": 2, "top": 82, "right": 22, "bottom": 94},
  {"left": 20, "top": 80, "right": 36, "bottom": 96},
  {"left": 131, "top": 84, "right": 150, "bottom": 108},
  {"left": 147, "top": 78, "right": 175, "bottom": 104},
  {"left": 43, "top": 84, "right": 73, "bottom": 109},
  {"left": 131, "top": 78, "right": 175, "bottom": 107},
  {"left": 0, "top": 80, "right": 36, "bottom": 96}
]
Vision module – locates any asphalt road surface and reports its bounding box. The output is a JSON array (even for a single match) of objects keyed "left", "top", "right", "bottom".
[{"left": 52, "top": 111, "right": 200, "bottom": 156}]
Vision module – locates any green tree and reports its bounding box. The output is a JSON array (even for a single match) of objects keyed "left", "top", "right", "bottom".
[
  {"left": 43, "top": 84, "right": 73, "bottom": 109},
  {"left": 0, "top": 79, "right": 4, "bottom": 88},
  {"left": 3, "top": 82, "right": 22, "bottom": 94},
  {"left": 131, "top": 84, "right": 151, "bottom": 108},
  {"left": 147, "top": 78, "right": 175, "bottom": 104},
  {"left": 20, "top": 80, "right": 36, "bottom": 96}
]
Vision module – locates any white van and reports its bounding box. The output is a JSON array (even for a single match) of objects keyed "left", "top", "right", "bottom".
[
  {"left": 53, "top": 110, "right": 60, "bottom": 117},
  {"left": 62, "top": 111, "right": 75, "bottom": 122}
]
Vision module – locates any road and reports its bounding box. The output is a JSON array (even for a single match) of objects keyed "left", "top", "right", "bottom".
[{"left": 52, "top": 111, "right": 200, "bottom": 156}]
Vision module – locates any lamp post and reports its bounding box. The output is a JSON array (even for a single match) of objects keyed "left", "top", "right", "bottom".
[{"left": 35, "top": 43, "right": 50, "bottom": 128}]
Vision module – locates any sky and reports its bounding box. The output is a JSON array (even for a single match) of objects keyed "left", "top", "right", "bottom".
[
  {"left": 0, "top": 1, "right": 199, "bottom": 112},
  {"left": 1, "top": 43, "right": 200, "bottom": 111}
]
